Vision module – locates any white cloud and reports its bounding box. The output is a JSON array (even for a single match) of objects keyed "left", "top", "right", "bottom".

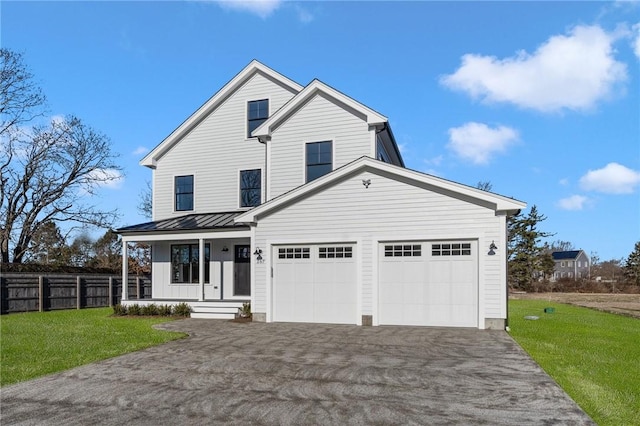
[
  {"left": 557, "top": 195, "right": 589, "bottom": 211},
  {"left": 132, "top": 146, "right": 149, "bottom": 156},
  {"left": 633, "top": 23, "right": 640, "bottom": 59},
  {"left": 559, "top": 178, "right": 570, "bottom": 186},
  {"left": 579, "top": 162, "right": 640, "bottom": 194},
  {"left": 423, "top": 155, "right": 443, "bottom": 167},
  {"left": 215, "top": 0, "right": 282, "bottom": 18},
  {"left": 447, "top": 122, "right": 519, "bottom": 165},
  {"left": 87, "top": 168, "right": 125, "bottom": 191},
  {"left": 441, "top": 25, "right": 628, "bottom": 112},
  {"left": 295, "top": 4, "right": 314, "bottom": 23}
]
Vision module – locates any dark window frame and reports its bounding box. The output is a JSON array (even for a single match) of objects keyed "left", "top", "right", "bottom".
[
  {"left": 239, "top": 169, "right": 262, "bottom": 208},
  {"left": 384, "top": 244, "right": 422, "bottom": 257},
  {"left": 306, "top": 141, "right": 333, "bottom": 182},
  {"left": 247, "top": 99, "right": 269, "bottom": 138},
  {"left": 175, "top": 175, "right": 194, "bottom": 211},
  {"left": 171, "top": 243, "right": 210, "bottom": 284}
]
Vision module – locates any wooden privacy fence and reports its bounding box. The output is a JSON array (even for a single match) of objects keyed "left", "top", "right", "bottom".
[{"left": 0, "top": 273, "right": 151, "bottom": 314}]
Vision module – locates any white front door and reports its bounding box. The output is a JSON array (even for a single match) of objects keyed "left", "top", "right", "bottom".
[
  {"left": 378, "top": 241, "right": 478, "bottom": 327},
  {"left": 272, "top": 244, "right": 357, "bottom": 324}
]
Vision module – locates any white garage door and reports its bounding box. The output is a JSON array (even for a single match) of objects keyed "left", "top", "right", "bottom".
[
  {"left": 273, "top": 244, "right": 357, "bottom": 324},
  {"left": 379, "top": 241, "right": 478, "bottom": 327}
]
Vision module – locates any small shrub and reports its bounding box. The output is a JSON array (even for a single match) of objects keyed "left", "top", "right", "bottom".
[
  {"left": 238, "top": 302, "right": 252, "bottom": 319},
  {"left": 141, "top": 304, "right": 159, "bottom": 316},
  {"left": 112, "top": 304, "right": 127, "bottom": 316},
  {"left": 127, "top": 304, "right": 142, "bottom": 316},
  {"left": 173, "top": 302, "right": 191, "bottom": 317},
  {"left": 157, "top": 304, "right": 173, "bottom": 316}
]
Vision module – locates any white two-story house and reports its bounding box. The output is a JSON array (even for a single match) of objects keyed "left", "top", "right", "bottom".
[{"left": 118, "top": 60, "right": 526, "bottom": 330}]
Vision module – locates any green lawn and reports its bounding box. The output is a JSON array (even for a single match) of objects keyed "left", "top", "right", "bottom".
[
  {"left": 508, "top": 299, "right": 640, "bottom": 426},
  {"left": 0, "top": 308, "right": 186, "bottom": 386}
]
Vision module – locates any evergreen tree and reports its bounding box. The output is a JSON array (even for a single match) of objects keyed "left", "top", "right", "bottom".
[
  {"left": 624, "top": 241, "right": 640, "bottom": 285},
  {"left": 508, "top": 205, "right": 555, "bottom": 290}
]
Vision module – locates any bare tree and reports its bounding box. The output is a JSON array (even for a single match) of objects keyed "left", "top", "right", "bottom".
[
  {"left": 137, "top": 180, "right": 152, "bottom": 219},
  {"left": 0, "top": 49, "right": 46, "bottom": 137},
  {"left": 1, "top": 48, "right": 122, "bottom": 263},
  {"left": 476, "top": 181, "right": 493, "bottom": 192}
]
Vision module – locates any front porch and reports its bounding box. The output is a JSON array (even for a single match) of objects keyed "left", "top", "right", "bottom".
[
  {"left": 117, "top": 212, "right": 255, "bottom": 319},
  {"left": 121, "top": 298, "right": 250, "bottom": 319}
]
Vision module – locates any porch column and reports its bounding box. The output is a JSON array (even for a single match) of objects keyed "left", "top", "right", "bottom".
[
  {"left": 122, "top": 241, "right": 129, "bottom": 301},
  {"left": 199, "top": 238, "right": 205, "bottom": 302}
]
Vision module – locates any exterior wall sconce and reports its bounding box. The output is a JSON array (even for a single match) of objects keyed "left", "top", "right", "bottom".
[
  {"left": 488, "top": 241, "right": 498, "bottom": 255},
  {"left": 222, "top": 246, "right": 229, "bottom": 252},
  {"left": 253, "top": 248, "right": 263, "bottom": 262},
  {"left": 362, "top": 179, "right": 371, "bottom": 189}
]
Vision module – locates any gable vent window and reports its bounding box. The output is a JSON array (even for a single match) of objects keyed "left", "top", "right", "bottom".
[
  {"left": 240, "top": 169, "right": 262, "bottom": 207},
  {"left": 175, "top": 175, "right": 194, "bottom": 211},
  {"left": 278, "top": 247, "right": 310, "bottom": 259},
  {"left": 432, "top": 243, "right": 471, "bottom": 256},
  {"left": 319, "top": 247, "right": 353, "bottom": 259},
  {"left": 306, "top": 141, "right": 332, "bottom": 182},
  {"left": 384, "top": 244, "right": 421, "bottom": 257},
  {"left": 248, "top": 99, "right": 269, "bottom": 138}
]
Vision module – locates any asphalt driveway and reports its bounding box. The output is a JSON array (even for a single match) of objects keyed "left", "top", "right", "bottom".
[{"left": 1, "top": 320, "right": 593, "bottom": 425}]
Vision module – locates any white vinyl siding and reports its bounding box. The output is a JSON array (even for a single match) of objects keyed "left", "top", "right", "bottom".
[
  {"left": 268, "top": 92, "right": 374, "bottom": 199},
  {"left": 252, "top": 170, "right": 505, "bottom": 324},
  {"left": 153, "top": 72, "right": 297, "bottom": 220}
]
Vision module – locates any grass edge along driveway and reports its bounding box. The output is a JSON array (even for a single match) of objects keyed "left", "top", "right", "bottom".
[
  {"left": 508, "top": 299, "right": 640, "bottom": 426},
  {"left": 1, "top": 307, "right": 186, "bottom": 387}
]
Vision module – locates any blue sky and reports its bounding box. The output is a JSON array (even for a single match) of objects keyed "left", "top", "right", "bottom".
[{"left": 3, "top": 1, "right": 639, "bottom": 261}]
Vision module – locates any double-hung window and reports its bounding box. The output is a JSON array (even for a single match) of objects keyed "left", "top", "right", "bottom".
[
  {"left": 247, "top": 99, "right": 268, "bottom": 138},
  {"left": 175, "top": 175, "right": 193, "bottom": 211},
  {"left": 171, "top": 244, "right": 210, "bottom": 283},
  {"left": 240, "top": 169, "right": 261, "bottom": 207},
  {"left": 306, "top": 141, "right": 332, "bottom": 182}
]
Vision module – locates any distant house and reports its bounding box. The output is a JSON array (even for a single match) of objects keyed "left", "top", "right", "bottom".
[
  {"left": 117, "top": 60, "right": 526, "bottom": 329},
  {"left": 551, "top": 250, "right": 590, "bottom": 280}
]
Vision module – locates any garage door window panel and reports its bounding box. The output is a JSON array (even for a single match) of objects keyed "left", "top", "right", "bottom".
[
  {"left": 278, "top": 247, "right": 310, "bottom": 259},
  {"left": 319, "top": 246, "right": 353, "bottom": 259},
  {"left": 384, "top": 244, "right": 421, "bottom": 257}
]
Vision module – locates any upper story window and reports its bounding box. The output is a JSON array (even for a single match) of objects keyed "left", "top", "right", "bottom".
[
  {"left": 247, "top": 99, "right": 269, "bottom": 138},
  {"left": 175, "top": 175, "right": 194, "bottom": 211},
  {"left": 306, "top": 141, "right": 332, "bottom": 182},
  {"left": 377, "top": 139, "right": 391, "bottom": 163},
  {"left": 240, "top": 169, "right": 261, "bottom": 208}
]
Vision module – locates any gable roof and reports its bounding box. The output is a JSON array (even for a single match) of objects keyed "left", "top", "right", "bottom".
[
  {"left": 140, "top": 60, "right": 303, "bottom": 168},
  {"left": 117, "top": 212, "right": 249, "bottom": 235},
  {"left": 251, "top": 79, "right": 388, "bottom": 139},
  {"left": 235, "top": 156, "right": 526, "bottom": 223},
  {"left": 552, "top": 250, "right": 585, "bottom": 260}
]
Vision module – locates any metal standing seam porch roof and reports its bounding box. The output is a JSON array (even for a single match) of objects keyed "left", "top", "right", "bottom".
[{"left": 116, "top": 212, "right": 249, "bottom": 234}]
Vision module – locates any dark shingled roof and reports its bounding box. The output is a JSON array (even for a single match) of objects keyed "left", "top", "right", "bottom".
[
  {"left": 552, "top": 250, "right": 581, "bottom": 260},
  {"left": 117, "top": 212, "right": 249, "bottom": 234}
]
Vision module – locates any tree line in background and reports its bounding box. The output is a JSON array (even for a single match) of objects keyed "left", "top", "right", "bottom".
[{"left": 507, "top": 205, "right": 640, "bottom": 291}]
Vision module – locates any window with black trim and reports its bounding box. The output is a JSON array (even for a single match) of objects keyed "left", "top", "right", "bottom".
[
  {"left": 175, "top": 175, "right": 193, "bottom": 211},
  {"left": 319, "top": 246, "right": 353, "bottom": 258},
  {"left": 306, "top": 141, "right": 332, "bottom": 182},
  {"left": 247, "top": 99, "right": 268, "bottom": 138},
  {"left": 432, "top": 243, "right": 471, "bottom": 256},
  {"left": 278, "top": 247, "right": 310, "bottom": 259},
  {"left": 171, "top": 244, "right": 210, "bottom": 283},
  {"left": 384, "top": 244, "right": 421, "bottom": 257},
  {"left": 240, "top": 169, "right": 261, "bottom": 207}
]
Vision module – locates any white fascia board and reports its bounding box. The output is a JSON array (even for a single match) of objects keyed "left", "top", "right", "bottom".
[
  {"left": 251, "top": 80, "right": 387, "bottom": 138},
  {"left": 121, "top": 229, "right": 251, "bottom": 243},
  {"left": 140, "top": 60, "right": 303, "bottom": 168},
  {"left": 235, "top": 157, "right": 526, "bottom": 223}
]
